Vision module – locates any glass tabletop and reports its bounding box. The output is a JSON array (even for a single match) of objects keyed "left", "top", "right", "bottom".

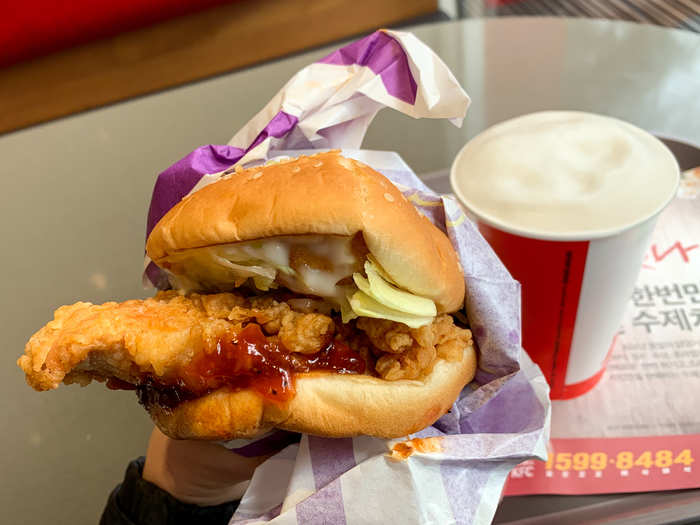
[{"left": 2, "top": 17, "right": 699, "bottom": 524}]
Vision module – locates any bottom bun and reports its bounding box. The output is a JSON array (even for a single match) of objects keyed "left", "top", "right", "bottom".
[{"left": 149, "top": 342, "right": 477, "bottom": 440}]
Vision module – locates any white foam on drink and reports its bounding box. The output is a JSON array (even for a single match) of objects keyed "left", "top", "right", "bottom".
[{"left": 451, "top": 112, "right": 679, "bottom": 239}]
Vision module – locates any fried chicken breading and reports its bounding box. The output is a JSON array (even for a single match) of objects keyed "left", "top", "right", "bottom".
[
  {"left": 19, "top": 292, "right": 240, "bottom": 391},
  {"left": 358, "top": 315, "right": 472, "bottom": 380},
  {"left": 228, "top": 298, "right": 335, "bottom": 353},
  {"left": 19, "top": 291, "right": 471, "bottom": 394}
]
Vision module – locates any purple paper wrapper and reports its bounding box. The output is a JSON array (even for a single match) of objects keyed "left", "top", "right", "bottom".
[{"left": 141, "top": 29, "right": 549, "bottom": 525}]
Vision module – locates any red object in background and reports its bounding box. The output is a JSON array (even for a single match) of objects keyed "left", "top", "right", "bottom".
[
  {"left": 477, "top": 223, "right": 591, "bottom": 399},
  {"left": 0, "top": 0, "right": 236, "bottom": 68},
  {"left": 505, "top": 434, "right": 700, "bottom": 495},
  {"left": 486, "top": 0, "right": 523, "bottom": 5}
]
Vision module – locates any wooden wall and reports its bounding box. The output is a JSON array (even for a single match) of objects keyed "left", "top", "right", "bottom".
[{"left": 0, "top": 0, "right": 436, "bottom": 134}]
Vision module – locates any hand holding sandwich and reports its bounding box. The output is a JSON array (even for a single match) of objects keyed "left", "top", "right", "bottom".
[
  {"left": 100, "top": 427, "right": 266, "bottom": 524},
  {"left": 143, "top": 427, "right": 264, "bottom": 506}
]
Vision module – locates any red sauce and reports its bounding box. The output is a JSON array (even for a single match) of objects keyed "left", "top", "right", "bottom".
[{"left": 133, "top": 323, "right": 366, "bottom": 410}]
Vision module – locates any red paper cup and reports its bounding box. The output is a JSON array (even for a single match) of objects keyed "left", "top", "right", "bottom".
[{"left": 450, "top": 112, "right": 679, "bottom": 399}]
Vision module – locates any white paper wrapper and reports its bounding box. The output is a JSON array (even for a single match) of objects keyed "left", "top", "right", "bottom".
[{"left": 143, "top": 30, "right": 551, "bottom": 525}]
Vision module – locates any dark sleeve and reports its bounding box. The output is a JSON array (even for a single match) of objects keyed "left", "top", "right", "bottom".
[{"left": 100, "top": 457, "right": 240, "bottom": 525}]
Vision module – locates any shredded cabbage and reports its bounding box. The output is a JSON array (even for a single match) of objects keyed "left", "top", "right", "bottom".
[
  {"left": 354, "top": 261, "right": 437, "bottom": 317},
  {"left": 340, "top": 296, "right": 359, "bottom": 323},
  {"left": 162, "top": 247, "right": 280, "bottom": 292},
  {"left": 348, "top": 291, "right": 433, "bottom": 328},
  {"left": 161, "top": 237, "right": 437, "bottom": 327},
  {"left": 348, "top": 259, "right": 436, "bottom": 327},
  {"left": 366, "top": 254, "right": 397, "bottom": 284}
]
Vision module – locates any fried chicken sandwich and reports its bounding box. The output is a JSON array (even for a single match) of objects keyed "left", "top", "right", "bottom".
[{"left": 18, "top": 151, "right": 476, "bottom": 440}]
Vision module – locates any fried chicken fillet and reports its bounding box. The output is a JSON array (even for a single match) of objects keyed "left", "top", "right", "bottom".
[{"left": 19, "top": 291, "right": 473, "bottom": 439}]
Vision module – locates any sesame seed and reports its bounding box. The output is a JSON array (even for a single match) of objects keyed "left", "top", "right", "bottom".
[
  {"left": 337, "top": 157, "right": 353, "bottom": 170},
  {"left": 250, "top": 172, "right": 262, "bottom": 180},
  {"left": 384, "top": 192, "right": 395, "bottom": 202}
]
